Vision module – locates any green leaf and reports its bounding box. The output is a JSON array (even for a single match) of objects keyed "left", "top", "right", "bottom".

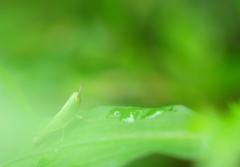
[{"left": 2, "top": 105, "right": 207, "bottom": 167}]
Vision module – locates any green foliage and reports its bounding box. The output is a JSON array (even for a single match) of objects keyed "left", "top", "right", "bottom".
[
  {"left": 1, "top": 105, "right": 207, "bottom": 167},
  {"left": 0, "top": 0, "right": 240, "bottom": 167},
  {"left": 199, "top": 103, "right": 240, "bottom": 167}
]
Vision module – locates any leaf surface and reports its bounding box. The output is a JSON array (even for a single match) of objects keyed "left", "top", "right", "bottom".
[{"left": 2, "top": 105, "right": 207, "bottom": 167}]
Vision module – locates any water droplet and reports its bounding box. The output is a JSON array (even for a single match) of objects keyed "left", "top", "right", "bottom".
[
  {"left": 133, "top": 109, "right": 142, "bottom": 115},
  {"left": 106, "top": 106, "right": 177, "bottom": 122},
  {"left": 121, "top": 112, "right": 135, "bottom": 123},
  {"left": 141, "top": 108, "right": 163, "bottom": 119},
  {"left": 145, "top": 111, "right": 162, "bottom": 119},
  {"left": 114, "top": 111, "right": 121, "bottom": 116},
  {"left": 107, "top": 107, "right": 143, "bottom": 123},
  {"left": 127, "top": 108, "right": 142, "bottom": 118},
  {"left": 167, "top": 106, "right": 176, "bottom": 112},
  {"left": 106, "top": 108, "right": 126, "bottom": 118}
]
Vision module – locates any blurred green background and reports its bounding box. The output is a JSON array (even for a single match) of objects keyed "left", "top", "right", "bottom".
[
  {"left": 1, "top": 1, "right": 240, "bottom": 167},
  {"left": 0, "top": 0, "right": 240, "bottom": 116}
]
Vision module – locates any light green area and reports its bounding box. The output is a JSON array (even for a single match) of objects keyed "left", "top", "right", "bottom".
[{"left": 1, "top": 105, "right": 207, "bottom": 167}]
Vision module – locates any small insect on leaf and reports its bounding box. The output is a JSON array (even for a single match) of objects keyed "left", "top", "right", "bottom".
[{"left": 33, "top": 81, "right": 84, "bottom": 144}]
